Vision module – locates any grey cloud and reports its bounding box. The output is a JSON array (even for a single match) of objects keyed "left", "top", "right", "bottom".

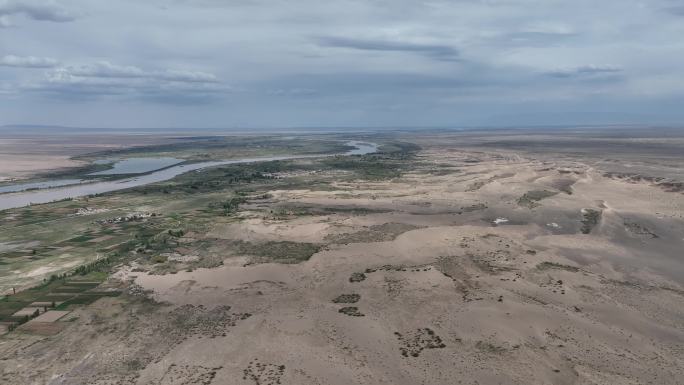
[
  {"left": 157, "top": 70, "right": 219, "bottom": 83},
  {"left": 0, "top": 55, "right": 59, "bottom": 68},
  {"left": 260, "top": 66, "right": 526, "bottom": 97},
  {"left": 0, "top": 0, "right": 75, "bottom": 22},
  {"left": 267, "top": 88, "right": 317, "bottom": 96},
  {"left": 1, "top": 0, "right": 683, "bottom": 127},
  {"left": 546, "top": 65, "right": 623, "bottom": 78},
  {"left": 502, "top": 31, "right": 576, "bottom": 46},
  {"left": 317, "top": 36, "right": 460, "bottom": 61},
  {"left": 664, "top": 5, "right": 684, "bottom": 16}
]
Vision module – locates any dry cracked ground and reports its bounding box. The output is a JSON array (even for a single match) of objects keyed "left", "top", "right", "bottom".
[{"left": 1, "top": 136, "right": 683, "bottom": 385}]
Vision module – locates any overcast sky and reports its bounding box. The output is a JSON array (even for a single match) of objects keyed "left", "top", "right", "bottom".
[{"left": 1, "top": 0, "right": 683, "bottom": 128}]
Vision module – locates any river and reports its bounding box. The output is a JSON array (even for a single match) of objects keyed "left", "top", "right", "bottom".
[{"left": 0, "top": 141, "right": 377, "bottom": 211}]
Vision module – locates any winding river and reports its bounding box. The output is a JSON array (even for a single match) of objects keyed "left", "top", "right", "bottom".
[{"left": 0, "top": 141, "right": 377, "bottom": 211}]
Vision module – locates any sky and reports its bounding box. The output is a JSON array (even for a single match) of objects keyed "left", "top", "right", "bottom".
[{"left": 1, "top": 0, "right": 683, "bottom": 128}]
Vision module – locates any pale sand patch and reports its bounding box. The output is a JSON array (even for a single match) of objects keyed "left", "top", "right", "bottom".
[
  {"left": 16, "top": 321, "right": 66, "bottom": 335},
  {"left": 14, "top": 257, "right": 82, "bottom": 278},
  {"left": 28, "top": 310, "right": 70, "bottom": 323},
  {"left": 0, "top": 154, "right": 85, "bottom": 179},
  {"left": 23, "top": 264, "right": 67, "bottom": 278},
  {"left": 12, "top": 307, "right": 43, "bottom": 317},
  {"left": 135, "top": 262, "right": 299, "bottom": 303},
  {"left": 209, "top": 217, "right": 333, "bottom": 243}
]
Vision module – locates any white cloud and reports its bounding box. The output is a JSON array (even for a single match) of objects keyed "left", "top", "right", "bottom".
[
  {"left": 157, "top": 69, "right": 218, "bottom": 83},
  {"left": 51, "top": 61, "right": 218, "bottom": 83},
  {"left": 22, "top": 60, "right": 226, "bottom": 103},
  {"left": 62, "top": 61, "right": 146, "bottom": 78},
  {"left": 0, "top": 55, "right": 59, "bottom": 68}
]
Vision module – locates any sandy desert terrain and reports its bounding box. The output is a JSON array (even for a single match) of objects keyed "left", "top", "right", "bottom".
[{"left": 0, "top": 130, "right": 683, "bottom": 385}]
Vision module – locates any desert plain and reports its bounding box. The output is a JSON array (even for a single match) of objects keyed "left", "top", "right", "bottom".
[{"left": 0, "top": 127, "right": 682, "bottom": 385}]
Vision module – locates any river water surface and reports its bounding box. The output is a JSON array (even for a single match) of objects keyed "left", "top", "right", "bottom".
[{"left": 89, "top": 157, "right": 184, "bottom": 175}]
